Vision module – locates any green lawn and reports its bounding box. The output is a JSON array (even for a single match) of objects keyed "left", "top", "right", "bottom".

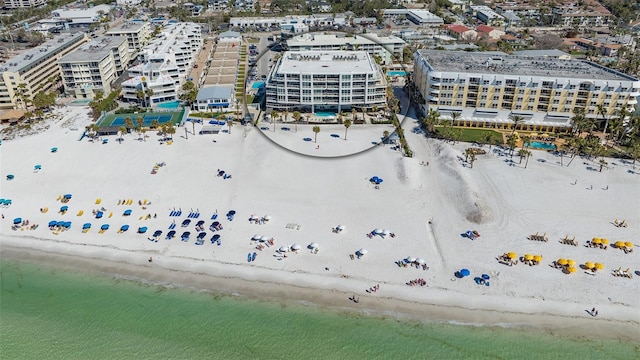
[{"left": 434, "top": 126, "right": 503, "bottom": 143}]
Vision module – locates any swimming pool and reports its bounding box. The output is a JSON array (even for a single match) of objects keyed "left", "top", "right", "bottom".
[
  {"left": 315, "top": 111, "right": 335, "bottom": 118},
  {"left": 156, "top": 101, "right": 181, "bottom": 109},
  {"left": 387, "top": 71, "right": 407, "bottom": 77},
  {"left": 251, "top": 82, "right": 265, "bottom": 89},
  {"left": 529, "top": 141, "right": 557, "bottom": 150}
]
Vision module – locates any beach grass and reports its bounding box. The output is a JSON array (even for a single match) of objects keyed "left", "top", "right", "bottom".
[{"left": 434, "top": 127, "right": 502, "bottom": 143}]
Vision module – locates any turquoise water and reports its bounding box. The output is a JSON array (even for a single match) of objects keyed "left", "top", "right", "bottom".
[
  {"left": 251, "top": 81, "right": 265, "bottom": 89},
  {"left": 387, "top": 71, "right": 407, "bottom": 76},
  {"left": 157, "top": 100, "right": 181, "bottom": 109},
  {"left": 1, "top": 259, "right": 638, "bottom": 359},
  {"left": 529, "top": 141, "right": 557, "bottom": 150},
  {"left": 315, "top": 111, "right": 335, "bottom": 117}
]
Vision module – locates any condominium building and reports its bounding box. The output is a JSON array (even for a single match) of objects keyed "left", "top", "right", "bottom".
[
  {"left": 105, "top": 21, "right": 152, "bottom": 53},
  {"left": 553, "top": 0, "right": 614, "bottom": 28},
  {"left": 0, "top": 33, "right": 89, "bottom": 110},
  {"left": 286, "top": 33, "right": 407, "bottom": 65},
  {"left": 413, "top": 50, "right": 640, "bottom": 132},
  {"left": 471, "top": 6, "right": 505, "bottom": 27},
  {"left": 265, "top": 51, "right": 387, "bottom": 113},
  {"left": 4, "top": 0, "right": 47, "bottom": 9},
  {"left": 58, "top": 36, "right": 130, "bottom": 99},
  {"left": 121, "top": 22, "right": 202, "bottom": 106}
]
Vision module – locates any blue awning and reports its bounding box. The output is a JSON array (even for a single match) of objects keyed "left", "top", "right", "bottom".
[{"left": 208, "top": 102, "right": 229, "bottom": 107}]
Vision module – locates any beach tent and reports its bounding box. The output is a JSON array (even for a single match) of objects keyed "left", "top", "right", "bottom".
[
  {"left": 252, "top": 234, "right": 262, "bottom": 240},
  {"left": 60, "top": 205, "right": 68, "bottom": 212},
  {"left": 64, "top": 194, "right": 72, "bottom": 199},
  {"left": 96, "top": 211, "right": 104, "bottom": 219},
  {"left": 6, "top": 174, "right": 15, "bottom": 180}
]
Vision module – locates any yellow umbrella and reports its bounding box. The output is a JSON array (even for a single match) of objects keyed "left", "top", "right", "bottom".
[
  {"left": 624, "top": 241, "right": 634, "bottom": 248},
  {"left": 567, "top": 266, "right": 577, "bottom": 273},
  {"left": 558, "top": 258, "right": 568, "bottom": 266},
  {"left": 524, "top": 254, "right": 534, "bottom": 261},
  {"left": 592, "top": 238, "right": 601, "bottom": 244},
  {"left": 507, "top": 252, "right": 517, "bottom": 259},
  {"left": 614, "top": 241, "right": 625, "bottom": 248},
  {"left": 594, "top": 263, "right": 604, "bottom": 270},
  {"left": 533, "top": 255, "right": 542, "bottom": 263},
  {"left": 567, "top": 259, "right": 576, "bottom": 267},
  {"left": 601, "top": 239, "right": 609, "bottom": 245},
  {"left": 541, "top": 133, "right": 549, "bottom": 138},
  {"left": 530, "top": 133, "right": 539, "bottom": 137},
  {"left": 584, "top": 262, "right": 595, "bottom": 269}
]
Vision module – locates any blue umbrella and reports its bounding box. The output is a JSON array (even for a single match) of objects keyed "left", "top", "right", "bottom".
[
  {"left": 228, "top": 210, "right": 236, "bottom": 215},
  {"left": 48, "top": 220, "right": 57, "bottom": 227},
  {"left": 83, "top": 223, "right": 92, "bottom": 229},
  {"left": 460, "top": 269, "right": 471, "bottom": 277},
  {"left": 6, "top": 174, "right": 15, "bottom": 180},
  {"left": 138, "top": 226, "right": 148, "bottom": 234},
  {"left": 34, "top": 165, "right": 42, "bottom": 170},
  {"left": 482, "top": 274, "right": 490, "bottom": 280},
  {"left": 212, "top": 234, "right": 220, "bottom": 241},
  {"left": 101, "top": 224, "right": 110, "bottom": 230},
  {"left": 13, "top": 217, "right": 22, "bottom": 224},
  {"left": 153, "top": 230, "right": 162, "bottom": 237},
  {"left": 63, "top": 222, "right": 71, "bottom": 228},
  {"left": 64, "top": 194, "right": 72, "bottom": 199},
  {"left": 60, "top": 205, "right": 68, "bottom": 211},
  {"left": 96, "top": 211, "right": 103, "bottom": 219},
  {"left": 51, "top": 147, "right": 58, "bottom": 153},
  {"left": 120, "top": 225, "right": 130, "bottom": 232},
  {"left": 123, "top": 209, "right": 132, "bottom": 216},
  {"left": 56, "top": 221, "right": 65, "bottom": 227}
]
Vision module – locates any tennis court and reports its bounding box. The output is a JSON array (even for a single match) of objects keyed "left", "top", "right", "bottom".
[{"left": 97, "top": 109, "right": 185, "bottom": 128}]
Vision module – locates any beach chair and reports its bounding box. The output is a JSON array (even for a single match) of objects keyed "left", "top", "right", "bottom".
[
  {"left": 612, "top": 267, "right": 621, "bottom": 276},
  {"left": 77, "top": 210, "right": 84, "bottom": 216}
]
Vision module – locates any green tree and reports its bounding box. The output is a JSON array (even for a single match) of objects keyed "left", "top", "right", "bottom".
[
  {"left": 469, "top": 152, "right": 477, "bottom": 168},
  {"left": 343, "top": 119, "right": 352, "bottom": 140},
  {"left": 151, "top": 119, "right": 160, "bottom": 129},
  {"left": 313, "top": 125, "right": 320, "bottom": 143},
  {"left": 508, "top": 114, "right": 524, "bottom": 136},
  {"left": 124, "top": 117, "right": 134, "bottom": 135},
  {"left": 119, "top": 126, "right": 127, "bottom": 141},
  {"left": 270, "top": 110, "right": 279, "bottom": 132},
  {"left": 507, "top": 134, "right": 517, "bottom": 157},
  {"left": 598, "top": 158, "right": 608, "bottom": 172},
  {"left": 450, "top": 111, "right": 461, "bottom": 126}
]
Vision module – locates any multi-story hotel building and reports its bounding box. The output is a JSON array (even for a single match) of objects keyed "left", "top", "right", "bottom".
[
  {"left": 0, "top": 33, "right": 89, "bottom": 110},
  {"left": 413, "top": 50, "right": 640, "bottom": 132},
  {"left": 286, "top": 33, "right": 406, "bottom": 66},
  {"left": 265, "top": 51, "right": 387, "bottom": 113},
  {"left": 105, "top": 21, "right": 152, "bottom": 54},
  {"left": 58, "top": 36, "right": 130, "bottom": 99},
  {"left": 4, "top": 0, "right": 47, "bottom": 8},
  {"left": 121, "top": 22, "right": 202, "bottom": 106}
]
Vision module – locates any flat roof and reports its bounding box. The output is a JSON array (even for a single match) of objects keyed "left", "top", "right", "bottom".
[
  {"left": 1, "top": 33, "right": 86, "bottom": 73},
  {"left": 416, "top": 50, "right": 637, "bottom": 81},
  {"left": 277, "top": 51, "right": 377, "bottom": 74},
  {"left": 287, "top": 33, "right": 405, "bottom": 47},
  {"left": 59, "top": 36, "right": 126, "bottom": 63},
  {"left": 196, "top": 86, "right": 233, "bottom": 101},
  {"left": 106, "top": 21, "right": 149, "bottom": 34}
]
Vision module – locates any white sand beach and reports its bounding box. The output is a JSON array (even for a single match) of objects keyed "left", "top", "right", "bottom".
[{"left": 1, "top": 105, "right": 639, "bottom": 340}]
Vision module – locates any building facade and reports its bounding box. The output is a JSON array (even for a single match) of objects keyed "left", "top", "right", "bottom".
[
  {"left": 51, "top": 4, "right": 113, "bottom": 28},
  {"left": 120, "top": 22, "right": 202, "bottom": 106},
  {"left": 0, "top": 33, "right": 89, "bottom": 110},
  {"left": 195, "top": 86, "right": 234, "bottom": 112},
  {"left": 413, "top": 50, "right": 640, "bottom": 132},
  {"left": 105, "top": 21, "right": 152, "bottom": 53},
  {"left": 266, "top": 51, "right": 387, "bottom": 113},
  {"left": 58, "top": 36, "right": 130, "bottom": 99},
  {"left": 4, "top": 0, "right": 47, "bottom": 9},
  {"left": 286, "top": 33, "right": 406, "bottom": 65},
  {"left": 471, "top": 5, "right": 505, "bottom": 27}
]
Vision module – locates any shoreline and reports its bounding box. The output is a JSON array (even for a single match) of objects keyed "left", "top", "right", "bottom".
[{"left": 2, "top": 240, "right": 638, "bottom": 342}]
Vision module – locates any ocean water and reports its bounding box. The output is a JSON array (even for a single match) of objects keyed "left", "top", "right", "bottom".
[{"left": 1, "top": 259, "right": 638, "bottom": 359}]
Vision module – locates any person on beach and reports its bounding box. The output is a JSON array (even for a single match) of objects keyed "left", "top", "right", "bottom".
[{"left": 148, "top": 257, "right": 153, "bottom": 263}]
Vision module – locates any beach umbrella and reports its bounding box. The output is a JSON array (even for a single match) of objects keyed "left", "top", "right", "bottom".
[
  {"left": 252, "top": 234, "right": 262, "bottom": 240},
  {"left": 63, "top": 222, "right": 71, "bottom": 228},
  {"left": 260, "top": 235, "right": 271, "bottom": 242},
  {"left": 291, "top": 243, "right": 301, "bottom": 251},
  {"left": 567, "top": 259, "right": 576, "bottom": 267},
  {"left": 415, "top": 258, "right": 425, "bottom": 265},
  {"left": 96, "top": 211, "right": 104, "bottom": 219},
  {"left": 6, "top": 174, "right": 15, "bottom": 180},
  {"left": 48, "top": 220, "right": 57, "bottom": 227},
  {"left": 594, "top": 263, "right": 604, "bottom": 270},
  {"left": 601, "top": 239, "right": 609, "bottom": 245},
  {"left": 101, "top": 224, "right": 109, "bottom": 230},
  {"left": 459, "top": 268, "right": 470, "bottom": 277},
  {"left": 382, "top": 229, "right": 392, "bottom": 236},
  {"left": 408, "top": 257, "right": 417, "bottom": 263},
  {"left": 336, "top": 225, "right": 345, "bottom": 231},
  {"left": 279, "top": 246, "right": 289, "bottom": 253},
  {"left": 34, "top": 165, "right": 42, "bottom": 170},
  {"left": 567, "top": 266, "right": 577, "bottom": 274},
  {"left": 624, "top": 241, "right": 634, "bottom": 248},
  {"left": 373, "top": 228, "right": 383, "bottom": 234},
  {"left": 228, "top": 210, "right": 236, "bottom": 215},
  {"left": 64, "top": 194, "right": 72, "bottom": 199},
  {"left": 533, "top": 255, "right": 542, "bottom": 263},
  {"left": 56, "top": 221, "right": 65, "bottom": 227},
  {"left": 120, "top": 225, "right": 130, "bottom": 232},
  {"left": 507, "top": 252, "right": 517, "bottom": 259},
  {"left": 263, "top": 215, "right": 272, "bottom": 220},
  {"left": 83, "top": 223, "right": 91, "bottom": 229},
  {"left": 557, "top": 258, "right": 568, "bottom": 266},
  {"left": 357, "top": 248, "right": 368, "bottom": 255},
  {"left": 524, "top": 254, "right": 534, "bottom": 261},
  {"left": 584, "top": 262, "right": 595, "bottom": 269},
  {"left": 13, "top": 217, "right": 22, "bottom": 224},
  {"left": 592, "top": 238, "right": 601, "bottom": 244},
  {"left": 481, "top": 274, "right": 490, "bottom": 280},
  {"left": 614, "top": 241, "right": 625, "bottom": 248},
  {"left": 309, "top": 242, "right": 319, "bottom": 249},
  {"left": 212, "top": 234, "right": 220, "bottom": 241},
  {"left": 138, "top": 227, "right": 148, "bottom": 234}
]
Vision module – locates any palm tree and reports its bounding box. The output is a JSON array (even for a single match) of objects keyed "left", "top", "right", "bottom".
[
  {"left": 312, "top": 125, "right": 320, "bottom": 143},
  {"left": 135, "top": 116, "right": 144, "bottom": 138},
  {"left": 351, "top": 108, "right": 357, "bottom": 122},
  {"left": 506, "top": 134, "right": 517, "bottom": 157},
  {"left": 119, "top": 126, "right": 127, "bottom": 142},
  {"left": 482, "top": 132, "right": 495, "bottom": 149},
  {"left": 270, "top": 110, "right": 279, "bottom": 132},
  {"left": 570, "top": 107, "right": 587, "bottom": 135},
  {"left": 165, "top": 124, "right": 176, "bottom": 140},
  {"left": 517, "top": 148, "right": 529, "bottom": 164},
  {"left": 508, "top": 114, "right": 524, "bottom": 137},
  {"left": 151, "top": 119, "right": 160, "bottom": 129},
  {"left": 124, "top": 117, "right": 134, "bottom": 135},
  {"left": 464, "top": 148, "right": 472, "bottom": 162},
  {"left": 469, "top": 152, "right": 477, "bottom": 168},
  {"left": 292, "top": 111, "right": 301, "bottom": 132},
  {"left": 521, "top": 136, "right": 532, "bottom": 149},
  {"left": 135, "top": 90, "right": 145, "bottom": 106},
  {"left": 523, "top": 150, "right": 532, "bottom": 168},
  {"left": 596, "top": 103, "right": 610, "bottom": 135},
  {"left": 450, "top": 111, "right": 461, "bottom": 127},
  {"left": 227, "top": 119, "right": 233, "bottom": 134},
  {"left": 343, "top": 119, "right": 351, "bottom": 140},
  {"left": 598, "top": 158, "right": 608, "bottom": 172},
  {"left": 383, "top": 130, "right": 390, "bottom": 143},
  {"left": 145, "top": 89, "right": 154, "bottom": 107}
]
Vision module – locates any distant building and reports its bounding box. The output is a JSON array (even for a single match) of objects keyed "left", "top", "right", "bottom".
[
  {"left": 4, "top": 0, "right": 47, "bottom": 9},
  {"left": 382, "top": 9, "right": 444, "bottom": 27},
  {"left": 0, "top": 33, "right": 89, "bottom": 110},
  {"left": 51, "top": 4, "right": 113, "bottom": 28},
  {"left": 413, "top": 50, "right": 640, "bottom": 132},
  {"left": 501, "top": 12, "right": 522, "bottom": 27},
  {"left": 59, "top": 36, "right": 130, "bottom": 99},
  {"left": 218, "top": 31, "right": 242, "bottom": 43},
  {"left": 105, "top": 21, "right": 152, "bottom": 53},
  {"left": 195, "top": 86, "right": 234, "bottom": 112},
  {"left": 116, "top": 0, "right": 143, "bottom": 5},
  {"left": 447, "top": 25, "right": 477, "bottom": 41},
  {"left": 266, "top": 51, "right": 387, "bottom": 113},
  {"left": 476, "top": 25, "right": 505, "bottom": 40},
  {"left": 513, "top": 49, "right": 572, "bottom": 60},
  {"left": 553, "top": 0, "right": 614, "bottom": 29},
  {"left": 447, "top": 0, "right": 469, "bottom": 12},
  {"left": 471, "top": 5, "right": 505, "bottom": 27},
  {"left": 286, "top": 33, "right": 407, "bottom": 65}
]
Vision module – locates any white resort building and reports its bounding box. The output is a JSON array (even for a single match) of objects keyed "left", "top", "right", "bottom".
[
  {"left": 265, "top": 51, "right": 387, "bottom": 113},
  {"left": 105, "top": 21, "right": 152, "bottom": 53},
  {"left": 413, "top": 50, "right": 640, "bottom": 132},
  {"left": 58, "top": 36, "right": 130, "bottom": 99},
  {"left": 286, "top": 33, "right": 406, "bottom": 65},
  {"left": 121, "top": 22, "right": 202, "bottom": 106}
]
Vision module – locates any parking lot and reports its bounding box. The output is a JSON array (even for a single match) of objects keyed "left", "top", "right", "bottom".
[{"left": 204, "top": 42, "right": 240, "bottom": 87}]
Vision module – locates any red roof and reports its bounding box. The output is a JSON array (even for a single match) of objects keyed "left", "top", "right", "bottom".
[
  {"left": 448, "top": 24, "right": 471, "bottom": 34},
  {"left": 476, "top": 25, "right": 496, "bottom": 34}
]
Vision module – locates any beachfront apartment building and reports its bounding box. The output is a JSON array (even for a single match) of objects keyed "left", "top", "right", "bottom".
[
  {"left": 105, "top": 22, "right": 152, "bottom": 53},
  {"left": 58, "top": 36, "right": 130, "bottom": 99},
  {"left": 120, "top": 22, "right": 202, "bottom": 106},
  {"left": 0, "top": 33, "right": 89, "bottom": 110},
  {"left": 286, "top": 33, "right": 407, "bottom": 65},
  {"left": 4, "top": 0, "right": 47, "bottom": 8},
  {"left": 265, "top": 51, "right": 387, "bottom": 113},
  {"left": 412, "top": 50, "right": 640, "bottom": 132}
]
